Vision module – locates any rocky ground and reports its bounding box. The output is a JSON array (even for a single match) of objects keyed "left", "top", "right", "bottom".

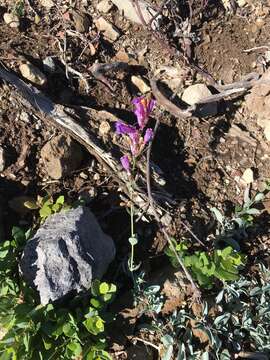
[{"left": 1, "top": 0, "right": 270, "bottom": 359}]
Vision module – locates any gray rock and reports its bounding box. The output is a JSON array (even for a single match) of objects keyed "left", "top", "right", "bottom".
[
  {"left": 20, "top": 206, "right": 116, "bottom": 305},
  {"left": 111, "top": 0, "right": 161, "bottom": 30}
]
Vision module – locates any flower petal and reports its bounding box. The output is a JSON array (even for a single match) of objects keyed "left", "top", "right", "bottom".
[
  {"left": 144, "top": 128, "right": 153, "bottom": 144},
  {"left": 120, "top": 155, "right": 130, "bottom": 173},
  {"left": 115, "top": 121, "right": 136, "bottom": 135}
]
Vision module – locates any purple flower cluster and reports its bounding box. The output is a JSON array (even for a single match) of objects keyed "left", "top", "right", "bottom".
[{"left": 116, "top": 96, "right": 156, "bottom": 174}]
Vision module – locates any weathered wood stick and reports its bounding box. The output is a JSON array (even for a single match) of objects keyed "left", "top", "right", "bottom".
[{"left": 0, "top": 63, "right": 173, "bottom": 221}]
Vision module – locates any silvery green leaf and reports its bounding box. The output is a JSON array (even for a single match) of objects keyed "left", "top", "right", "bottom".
[
  {"left": 211, "top": 207, "right": 224, "bottom": 225},
  {"left": 220, "top": 349, "right": 230, "bottom": 360},
  {"left": 213, "top": 313, "right": 231, "bottom": 327},
  {"left": 203, "top": 301, "right": 208, "bottom": 316},
  {"left": 162, "top": 344, "right": 173, "bottom": 360},
  {"left": 244, "top": 187, "right": 251, "bottom": 205},
  {"left": 212, "top": 334, "right": 222, "bottom": 351},
  {"left": 254, "top": 192, "right": 265, "bottom": 202},
  {"left": 216, "top": 290, "right": 224, "bottom": 304},
  {"left": 250, "top": 287, "right": 261, "bottom": 296},
  {"left": 176, "top": 343, "right": 186, "bottom": 360},
  {"left": 245, "top": 208, "right": 260, "bottom": 215},
  {"left": 201, "top": 352, "right": 209, "bottom": 360},
  {"left": 161, "top": 334, "right": 174, "bottom": 348}
]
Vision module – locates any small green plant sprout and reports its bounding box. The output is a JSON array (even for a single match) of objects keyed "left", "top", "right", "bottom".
[
  {"left": 165, "top": 239, "right": 245, "bottom": 288},
  {"left": 24, "top": 194, "right": 70, "bottom": 222},
  {"left": 211, "top": 187, "right": 266, "bottom": 251}
]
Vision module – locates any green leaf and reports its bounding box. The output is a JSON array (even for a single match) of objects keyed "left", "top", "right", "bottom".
[
  {"left": 99, "top": 282, "right": 109, "bottom": 295},
  {"left": 42, "top": 337, "right": 52, "bottom": 350},
  {"left": 23, "top": 201, "right": 39, "bottom": 210},
  {"left": 39, "top": 206, "right": 52, "bottom": 219},
  {"left": 83, "top": 316, "right": 104, "bottom": 335},
  {"left": 51, "top": 203, "right": 61, "bottom": 213},
  {"left": 63, "top": 323, "right": 76, "bottom": 337},
  {"left": 128, "top": 237, "right": 138, "bottom": 246},
  {"left": 90, "top": 298, "right": 102, "bottom": 309},
  {"left": 67, "top": 341, "right": 82, "bottom": 356},
  {"left": 211, "top": 207, "right": 224, "bottom": 224},
  {"left": 56, "top": 195, "right": 65, "bottom": 205}
]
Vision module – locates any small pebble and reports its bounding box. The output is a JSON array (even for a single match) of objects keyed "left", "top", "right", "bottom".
[
  {"left": 3, "top": 13, "right": 20, "bottom": 28},
  {"left": 19, "top": 63, "right": 47, "bottom": 86},
  {"left": 131, "top": 76, "right": 150, "bottom": 94},
  {"left": 94, "top": 16, "right": 121, "bottom": 42},
  {"left": 97, "top": 0, "right": 114, "bottom": 13}
]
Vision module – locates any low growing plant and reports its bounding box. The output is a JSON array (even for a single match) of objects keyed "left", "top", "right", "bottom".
[
  {"left": 165, "top": 239, "right": 245, "bottom": 288},
  {"left": 24, "top": 195, "right": 71, "bottom": 223},
  {"left": 0, "top": 227, "right": 116, "bottom": 360},
  {"left": 142, "top": 264, "right": 270, "bottom": 360}
]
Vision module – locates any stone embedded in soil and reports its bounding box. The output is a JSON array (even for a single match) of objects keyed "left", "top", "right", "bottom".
[
  {"left": 131, "top": 75, "right": 150, "bottom": 94},
  {"left": 40, "top": 135, "right": 83, "bottom": 180},
  {"left": 246, "top": 69, "right": 270, "bottom": 140},
  {"left": 94, "top": 16, "right": 120, "bottom": 42},
  {"left": 0, "top": 147, "right": 6, "bottom": 172},
  {"left": 40, "top": 0, "right": 54, "bottom": 8},
  {"left": 20, "top": 206, "right": 116, "bottom": 305},
  {"left": 181, "top": 83, "right": 218, "bottom": 117},
  {"left": 19, "top": 63, "right": 47, "bottom": 86},
  {"left": 97, "top": 0, "right": 114, "bottom": 13},
  {"left": 111, "top": 0, "right": 161, "bottom": 30},
  {"left": 241, "top": 168, "right": 254, "bottom": 185},
  {"left": 3, "top": 13, "right": 20, "bottom": 28}
]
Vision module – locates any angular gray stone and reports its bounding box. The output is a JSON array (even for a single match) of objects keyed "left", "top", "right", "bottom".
[{"left": 20, "top": 206, "right": 115, "bottom": 305}]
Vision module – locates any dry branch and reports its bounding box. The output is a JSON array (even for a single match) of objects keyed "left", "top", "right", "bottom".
[{"left": 0, "top": 63, "right": 173, "bottom": 222}]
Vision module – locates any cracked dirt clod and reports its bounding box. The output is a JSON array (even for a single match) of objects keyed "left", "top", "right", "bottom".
[{"left": 40, "top": 135, "right": 83, "bottom": 180}]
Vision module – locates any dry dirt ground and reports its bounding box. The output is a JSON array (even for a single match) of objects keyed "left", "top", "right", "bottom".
[{"left": 1, "top": 0, "right": 270, "bottom": 357}]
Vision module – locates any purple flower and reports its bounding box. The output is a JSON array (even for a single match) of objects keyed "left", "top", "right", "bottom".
[
  {"left": 129, "top": 131, "right": 140, "bottom": 155},
  {"left": 132, "top": 97, "right": 156, "bottom": 129},
  {"left": 120, "top": 155, "right": 131, "bottom": 173},
  {"left": 115, "top": 121, "right": 136, "bottom": 135},
  {"left": 144, "top": 128, "right": 153, "bottom": 144}
]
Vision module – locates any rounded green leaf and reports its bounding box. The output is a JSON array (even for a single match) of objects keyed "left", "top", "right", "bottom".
[{"left": 99, "top": 282, "right": 109, "bottom": 295}]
